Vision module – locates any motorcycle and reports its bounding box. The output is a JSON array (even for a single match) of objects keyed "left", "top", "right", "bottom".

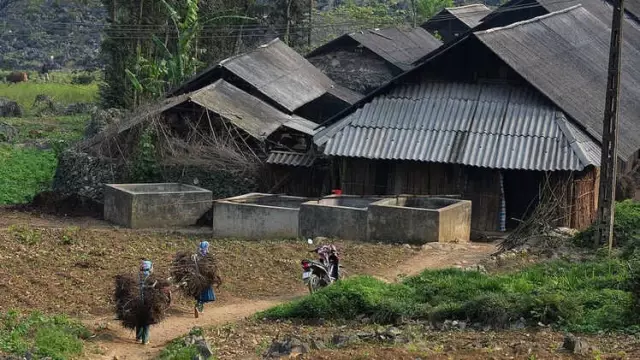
[{"left": 301, "top": 239, "right": 341, "bottom": 294}]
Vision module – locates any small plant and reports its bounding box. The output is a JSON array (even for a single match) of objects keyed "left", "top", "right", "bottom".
[
  {"left": 71, "top": 72, "right": 95, "bottom": 85},
  {"left": 8, "top": 224, "right": 42, "bottom": 245},
  {"left": 60, "top": 226, "right": 81, "bottom": 245}
]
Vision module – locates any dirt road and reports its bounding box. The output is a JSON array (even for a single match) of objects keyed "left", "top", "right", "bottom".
[{"left": 83, "top": 243, "right": 495, "bottom": 360}]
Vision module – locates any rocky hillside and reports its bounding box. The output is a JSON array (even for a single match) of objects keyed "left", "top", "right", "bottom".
[{"left": 0, "top": 0, "right": 105, "bottom": 70}]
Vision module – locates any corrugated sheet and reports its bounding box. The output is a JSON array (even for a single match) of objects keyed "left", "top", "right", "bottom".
[
  {"left": 266, "top": 151, "right": 317, "bottom": 167},
  {"left": 319, "top": 82, "right": 600, "bottom": 171},
  {"left": 307, "top": 27, "right": 442, "bottom": 71},
  {"left": 168, "top": 39, "right": 360, "bottom": 111},
  {"left": 475, "top": 5, "right": 640, "bottom": 159},
  {"left": 447, "top": 4, "right": 492, "bottom": 28},
  {"left": 187, "top": 79, "right": 319, "bottom": 140},
  {"left": 349, "top": 27, "right": 443, "bottom": 70}
]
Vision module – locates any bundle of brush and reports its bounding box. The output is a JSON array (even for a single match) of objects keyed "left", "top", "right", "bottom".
[
  {"left": 114, "top": 274, "right": 171, "bottom": 329},
  {"left": 170, "top": 251, "right": 222, "bottom": 298}
]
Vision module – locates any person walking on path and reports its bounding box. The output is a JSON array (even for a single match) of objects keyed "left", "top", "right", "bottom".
[{"left": 194, "top": 241, "right": 217, "bottom": 318}]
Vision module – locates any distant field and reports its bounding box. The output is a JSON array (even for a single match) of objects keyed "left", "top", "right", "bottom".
[{"left": 0, "top": 82, "right": 98, "bottom": 109}]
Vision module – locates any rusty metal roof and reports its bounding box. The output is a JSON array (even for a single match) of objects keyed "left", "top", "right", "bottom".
[
  {"left": 316, "top": 82, "right": 600, "bottom": 171},
  {"left": 266, "top": 150, "right": 317, "bottom": 167}
]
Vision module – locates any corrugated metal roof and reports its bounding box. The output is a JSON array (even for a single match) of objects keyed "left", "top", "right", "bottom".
[
  {"left": 186, "top": 79, "right": 319, "bottom": 140},
  {"left": 168, "top": 39, "right": 362, "bottom": 111},
  {"left": 307, "top": 27, "right": 442, "bottom": 71},
  {"left": 318, "top": 82, "right": 600, "bottom": 171},
  {"left": 446, "top": 4, "right": 493, "bottom": 28},
  {"left": 475, "top": 5, "right": 640, "bottom": 159},
  {"left": 266, "top": 150, "right": 317, "bottom": 167}
]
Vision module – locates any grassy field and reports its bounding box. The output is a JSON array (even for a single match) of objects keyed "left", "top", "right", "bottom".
[
  {"left": 0, "top": 82, "right": 97, "bottom": 110},
  {"left": 0, "top": 72, "right": 98, "bottom": 205}
]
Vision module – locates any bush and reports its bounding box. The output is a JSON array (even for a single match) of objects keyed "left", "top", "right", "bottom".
[
  {"left": 259, "top": 259, "right": 636, "bottom": 333},
  {"left": 71, "top": 73, "right": 95, "bottom": 85},
  {"left": 574, "top": 200, "right": 640, "bottom": 250},
  {"left": 0, "top": 312, "right": 89, "bottom": 360}
]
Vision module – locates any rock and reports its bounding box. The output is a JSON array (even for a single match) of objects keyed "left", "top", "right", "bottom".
[
  {"left": 264, "top": 336, "right": 310, "bottom": 358},
  {"left": 84, "top": 108, "right": 125, "bottom": 139},
  {"left": 385, "top": 327, "right": 402, "bottom": 337},
  {"left": 64, "top": 102, "right": 97, "bottom": 115},
  {"left": 0, "top": 121, "right": 18, "bottom": 141},
  {"left": 194, "top": 338, "right": 214, "bottom": 358},
  {"left": 356, "top": 331, "right": 374, "bottom": 339},
  {"left": 510, "top": 317, "right": 526, "bottom": 330},
  {"left": 313, "top": 237, "right": 329, "bottom": 243},
  {"left": 0, "top": 98, "right": 22, "bottom": 117},
  {"left": 331, "top": 334, "right": 357, "bottom": 348},
  {"left": 563, "top": 333, "right": 590, "bottom": 355},
  {"left": 310, "top": 339, "right": 326, "bottom": 350}
]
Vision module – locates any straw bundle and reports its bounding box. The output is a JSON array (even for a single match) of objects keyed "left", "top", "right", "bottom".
[
  {"left": 114, "top": 274, "right": 171, "bottom": 329},
  {"left": 170, "top": 251, "right": 222, "bottom": 298}
]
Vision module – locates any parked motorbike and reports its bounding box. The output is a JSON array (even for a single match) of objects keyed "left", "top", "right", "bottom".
[{"left": 301, "top": 239, "right": 341, "bottom": 294}]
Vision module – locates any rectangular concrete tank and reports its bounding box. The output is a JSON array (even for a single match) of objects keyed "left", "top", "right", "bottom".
[
  {"left": 299, "top": 195, "right": 382, "bottom": 241},
  {"left": 104, "top": 183, "right": 212, "bottom": 229},
  {"left": 367, "top": 196, "right": 471, "bottom": 244},
  {"left": 212, "top": 193, "right": 309, "bottom": 239}
]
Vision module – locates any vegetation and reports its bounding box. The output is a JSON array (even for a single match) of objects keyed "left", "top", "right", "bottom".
[
  {"left": 0, "top": 145, "right": 57, "bottom": 204},
  {"left": 0, "top": 311, "right": 90, "bottom": 360},
  {"left": 575, "top": 200, "right": 640, "bottom": 253},
  {"left": 260, "top": 259, "right": 638, "bottom": 333},
  {"left": 0, "top": 82, "right": 97, "bottom": 110},
  {"left": 158, "top": 328, "right": 215, "bottom": 360}
]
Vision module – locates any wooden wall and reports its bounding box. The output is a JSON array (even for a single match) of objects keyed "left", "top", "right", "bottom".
[{"left": 338, "top": 158, "right": 599, "bottom": 231}]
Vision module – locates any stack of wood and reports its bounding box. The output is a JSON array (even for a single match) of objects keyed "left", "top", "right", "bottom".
[
  {"left": 170, "top": 251, "right": 222, "bottom": 298},
  {"left": 114, "top": 274, "right": 171, "bottom": 329}
]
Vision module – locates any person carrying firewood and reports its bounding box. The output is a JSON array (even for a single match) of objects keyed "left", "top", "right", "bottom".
[{"left": 193, "top": 241, "right": 216, "bottom": 318}]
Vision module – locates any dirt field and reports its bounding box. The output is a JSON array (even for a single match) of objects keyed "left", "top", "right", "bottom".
[
  {"left": 206, "top": 320, "right": 640, "bottom": 360},
  {"left": 0, "top": 207, "right": 498, "bottom": 360}
]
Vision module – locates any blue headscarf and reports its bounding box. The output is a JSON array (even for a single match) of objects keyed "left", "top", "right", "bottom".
[
  {"left": 198, "top": 241, "right": 210, "bottom": 256},
  {"left": 140, "top": 260, "right": 153, "bottom": 278}
]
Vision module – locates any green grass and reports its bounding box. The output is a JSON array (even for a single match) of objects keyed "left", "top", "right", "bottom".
[
  {"left": 0, "top": 82, "right": 97, "bottom": 110},
  {"left": 0, "top": 311, "right": 90, "bottom": 360},
  {"left": 0, "top": 144, "right": 57, "bottom": 204},
  {"left": 259, "top": 259, "right": 638, "bottom": 333},
  {"left": 1, "top": 115, "right": 89, "bottom": 144}
]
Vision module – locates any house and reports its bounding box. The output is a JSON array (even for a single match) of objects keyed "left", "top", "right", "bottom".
[
  {"left": 315, "top": 6, "right": 640, "bottom": 231},
  {"left": 421, "top": 4, "right": 492, "bottom": 43},
  {"left": 306, "top": 27, "right": 442, "bottom": 94},
  {"left": 167, "top": 38, "right": 362, "bottom": 123}
]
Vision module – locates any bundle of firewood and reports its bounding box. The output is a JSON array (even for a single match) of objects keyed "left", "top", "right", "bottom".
[
  {"left": 170, "top": 251, "right": 222, "bottom": 298},
  {"left": 114, "top": 274, "right": 171, "bottom": 329}
]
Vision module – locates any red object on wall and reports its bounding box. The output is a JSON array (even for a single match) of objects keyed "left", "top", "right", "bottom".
[{"left": 331, "top": 189, "right": 342, "bottom": 195}]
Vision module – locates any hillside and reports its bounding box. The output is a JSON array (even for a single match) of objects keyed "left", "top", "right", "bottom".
[{"left": 0, "top": 0, "right": 105, "bottom": 70}]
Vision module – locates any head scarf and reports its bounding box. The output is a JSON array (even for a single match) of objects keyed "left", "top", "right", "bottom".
[
  {"left": 140, "top": 260, "right": 153, "bottom": 277},
  {"left": 198, "top": 241, "right": 210, "bottom": 256}
]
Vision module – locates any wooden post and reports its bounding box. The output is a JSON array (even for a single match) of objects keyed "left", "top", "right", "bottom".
[{"left": 594, "top": 0, "right": 625, "bottom": 251}]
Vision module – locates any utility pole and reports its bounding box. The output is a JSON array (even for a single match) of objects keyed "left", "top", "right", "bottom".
[{"left": 594, "top": 0, "right": 625, "bottom": 251}]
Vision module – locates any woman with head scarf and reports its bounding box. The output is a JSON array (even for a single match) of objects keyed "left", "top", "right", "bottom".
[
  {"left": 136, "top": 260, "right": 153, "bottom": 345},
  {"left": 194, "top": 241, "right": 216, "bottom": 318}
]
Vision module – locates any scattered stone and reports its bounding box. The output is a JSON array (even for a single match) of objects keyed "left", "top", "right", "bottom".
[
  {"left": 385, "top": 327, "right": 402, "bottom": 338},
  {"left": 264, "top": 336, "right": 310, "bottom": 358},
  {"left": 331, "top": 333, "right": 358, "bottom": 348},
  {"left": 310, "top": 339, "right": 326, "bottom": 351},
  {"left": 64, "top": 102, "right": 97, "bottom": 115},
  {"left": 0, "top": 97, "right": 22, "bottom": 117},
  {"left": 562, "top": 333, "right": 590, "bottom": 355},
  {"left": 510, "top": 317, "right": 526, "bottom": 330}
]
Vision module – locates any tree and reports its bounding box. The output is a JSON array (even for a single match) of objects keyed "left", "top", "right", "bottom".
[{"left": 0, "top": 0, "right": 18, "bottom": 15}]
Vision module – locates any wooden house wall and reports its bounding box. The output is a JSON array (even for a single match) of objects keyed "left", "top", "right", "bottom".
[
  {"left": 266, "top": 164, "right": 330, "bottom": 197},
  {"left": 338, "top": 158, "right": 598, "bottom": 231}
]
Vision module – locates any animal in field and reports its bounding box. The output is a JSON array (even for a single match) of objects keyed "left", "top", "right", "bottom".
[{"left": 5, "top": 71, "right": 28, "bottom": 84}]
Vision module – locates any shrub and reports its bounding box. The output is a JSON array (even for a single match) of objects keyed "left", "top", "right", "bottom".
[
  {"left": 575, "top": 200, "right": 640, "bottom": 250},
  {"left": 259, "top": 259, "right": 637, "bottom": 333},
  {"left": 71, "top": 73, "right": 95, "bottom": 85}
]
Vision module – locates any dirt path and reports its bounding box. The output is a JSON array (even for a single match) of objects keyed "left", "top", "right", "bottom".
[{"left": 83, "top": 243, "right": 495, "bottom": 360}]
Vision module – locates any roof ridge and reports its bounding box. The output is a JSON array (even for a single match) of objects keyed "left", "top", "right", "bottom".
[
  {"left": 219, "top": 38, "right": 281, "bottom": 66},
  {"left": 474, "top": 4, "right": 583, "bottom": 35},
  {"left": 446, "top": 3, "right": 490, "bottom": 11}
]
